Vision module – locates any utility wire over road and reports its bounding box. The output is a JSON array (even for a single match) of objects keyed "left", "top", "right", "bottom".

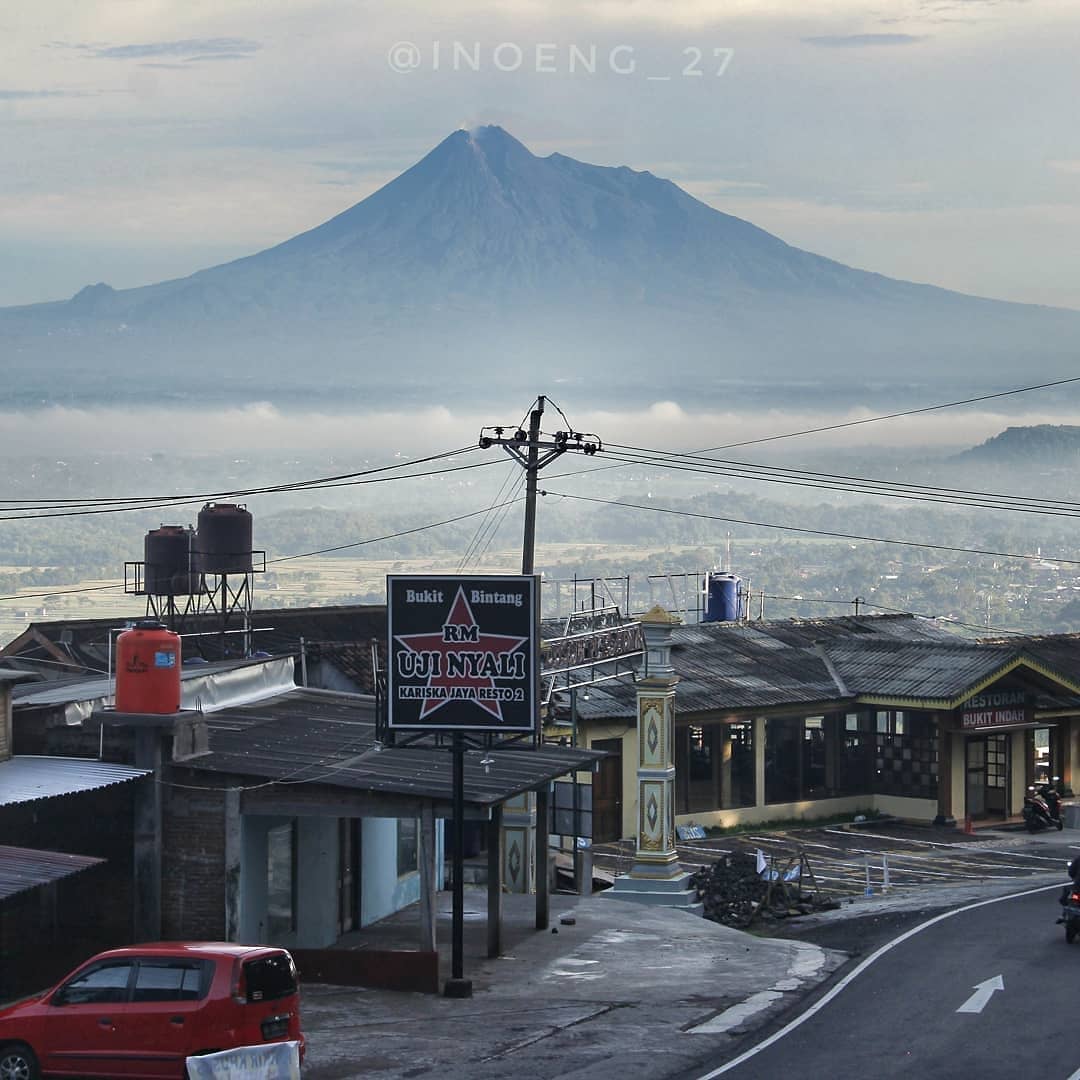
[{"left": 541, "top": 490, "right": 1080, "bottom": 567}]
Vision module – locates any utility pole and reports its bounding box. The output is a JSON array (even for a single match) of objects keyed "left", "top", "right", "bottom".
[
  {"left": 479, "top": 396, "right": 602, "bottom": 928},
  {"left": 479, "top": 396, "right": 602, "bottom": 575}
]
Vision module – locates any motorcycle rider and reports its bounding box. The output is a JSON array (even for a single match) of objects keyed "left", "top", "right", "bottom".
[{"left": 1059, "top": 854, "right": 1080, "bottom": 910}]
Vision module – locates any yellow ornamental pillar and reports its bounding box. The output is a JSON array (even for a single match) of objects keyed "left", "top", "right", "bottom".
[{"left": 606, "top": 605, "right": 701, "bottom": 911}]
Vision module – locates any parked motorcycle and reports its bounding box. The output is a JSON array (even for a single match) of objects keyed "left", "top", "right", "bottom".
[{"left": 1024, "top": 779, "right": 1064, "bottom": 832}]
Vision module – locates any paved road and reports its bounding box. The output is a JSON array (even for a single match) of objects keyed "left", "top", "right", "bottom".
[{"left": 687, "top": 879, "right": 1078, "bottom": 1080}]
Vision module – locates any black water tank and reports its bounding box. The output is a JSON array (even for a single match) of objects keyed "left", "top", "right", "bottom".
[
  {"left": 144, "top": 526, "right": 197, "bottom": 595},
  {"left": 194, "top": 502, "right": 253, "bottom": 574}
]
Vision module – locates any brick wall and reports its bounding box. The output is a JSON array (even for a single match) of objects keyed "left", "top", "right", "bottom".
[
  {"left": 0, "top": 685, "right": 10, "bottom": 761},
  {"left": 162, "top": 773, "right": 228, "bottom": 940}
]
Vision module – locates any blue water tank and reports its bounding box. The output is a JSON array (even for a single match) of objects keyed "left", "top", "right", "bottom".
[{"left": 704, "top": 573, "right": 741, "bottom": 622}]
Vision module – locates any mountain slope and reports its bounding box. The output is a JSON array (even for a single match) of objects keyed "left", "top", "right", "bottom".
[{"left": 3, "top": 126, "right": 1079, "bottom": 403}]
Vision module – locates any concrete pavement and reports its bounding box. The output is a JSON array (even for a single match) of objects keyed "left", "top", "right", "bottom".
[
  {"left": 299, "top": 888, "right": 845, "bottom": 1080},
  {"left": 299, "top": 826, "right": 1080, "bottom": 1079}
]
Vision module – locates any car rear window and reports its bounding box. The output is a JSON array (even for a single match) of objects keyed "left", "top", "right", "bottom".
[{"left": 242, "top": 954, "right": 297, "bottom": 1003}]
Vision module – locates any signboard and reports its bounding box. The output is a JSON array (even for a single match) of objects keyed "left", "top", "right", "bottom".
[
  {"left": 387, "top": 575, "right": 538, "bottom": 731},
  {"left": 186, "top": 1041, "right": 301, "bottom": 1079},
  {"left": 961, "top": 688, "right": 1032, "bottom": 730}
]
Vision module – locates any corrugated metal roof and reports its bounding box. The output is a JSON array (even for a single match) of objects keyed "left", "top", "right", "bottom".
[
  {"left": 182, "top": 689, "right": 605, "bottom": 807},
  {"left": 571, "top": 614, "right": 1080, "bottom": 717},
  {"left": 0, "top": 844, "right": 105, "bottom": 901},
  {"left": 0, "top": 756, "right": 149, "bottom": 807},
  {"left": 11, "top": 657, "right": 282, "bottom": 708},
  {"left": 827, "top": 642, "right": 1017, "bottom": 701}
]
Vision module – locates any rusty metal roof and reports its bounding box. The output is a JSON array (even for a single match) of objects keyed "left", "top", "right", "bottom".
[
  {"left": 181, "top": 688, "right": 604, "bottom": 807},
  {"left": 0, "top": 756, "right": 149, "bottom": 807},
  {"left": 0, "top": 844, "right": 105, "bottom": 901}
]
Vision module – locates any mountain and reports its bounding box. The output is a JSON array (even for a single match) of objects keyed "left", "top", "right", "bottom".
[
  {"left": 4, "top": 126, "right": 1080, "bottom": 407},
  {"left": 953, "top": 425, "right": 1080, "bottom": 466}
]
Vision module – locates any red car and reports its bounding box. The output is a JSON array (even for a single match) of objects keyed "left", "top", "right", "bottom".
[{"left": 0, "top": 943, "right": 305, "bottom": 1079}]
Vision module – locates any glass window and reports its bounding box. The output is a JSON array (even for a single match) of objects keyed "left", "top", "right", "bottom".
[
  {"left": 726, "top": 721, "right": 755, "bottom": 809},
  {"left": 58, "top": 962, "right": 134, "bottom": 1005},
  {"left": 397, "top": 818, "right": 418, "bottom": 877},
  {"left": 803, "top": 716, "right": 827, "bottom": 796},
  {"left": 133, "top": 961, "right": 205, "bottom": 1002},
  {"left": 243, "top": 953, "right": 298, "bottom": 1004},
  {"left": 267, "top": 821, "right": 297, "bottom": 938},
  {"left": 765, "top": 717, "right": 801, "bottom": 804},
  {"left": 838, "top": 712, "right": 874, "bottom": 795},
  {"left": 687, "top": 725, "right": 718, "bottom": 813}
]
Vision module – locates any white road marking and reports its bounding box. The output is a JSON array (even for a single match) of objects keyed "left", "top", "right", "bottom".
[
  {"left": 690, "top": 881, "right": 1063, "bottom": 1079},
  {"left": 956, "top": 975, "right": 1004, "bottom": 1014}
]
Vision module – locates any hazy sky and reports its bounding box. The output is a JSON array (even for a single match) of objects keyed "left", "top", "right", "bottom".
[{"left": 4, "top": 0, "right": 1079, "bottom": 310}]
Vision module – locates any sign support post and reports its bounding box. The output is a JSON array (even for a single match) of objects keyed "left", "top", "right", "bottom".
[
  {"left": 386, "top": 573, "right": 540, "bottom": 997},
  {"left": 446, "top": 730, "right": 470, "bottom": 997}
]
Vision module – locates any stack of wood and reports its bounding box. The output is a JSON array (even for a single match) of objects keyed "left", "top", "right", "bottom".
[{"left": 690, "top": 851, "right": 838, "bottom": 928}]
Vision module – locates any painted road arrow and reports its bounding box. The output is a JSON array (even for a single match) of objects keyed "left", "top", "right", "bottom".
[{"left": 956, "top": 975, "right": 1004, "bottom": 1014}]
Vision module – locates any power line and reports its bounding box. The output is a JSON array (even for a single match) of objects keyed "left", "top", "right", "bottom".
[
  {"left": 540, "top": 489, "right": 1080, "bottom": 566},
  {"left": 0, "top": 447, "right": 490, "bottom": 521},
  {"left": 0, "top": 499, "right": 528, "bottom": 603},
  {"left": 594, "top": 447, "right": 1080, "bottom": 518},
  {"left": 457, "top": 462, "right": 521, "bottom": 571},
  {"left": 265, "top": 496, "right": 527, "bottom": 565},
  {"left": 689, "top": 375, "right": 1080, "bottom": 452},
  {"left": 0, "top": 582, "right": 126, "bottom": 603},
  {"left": 543, "top": 374, "right": 1080, "bottom": 483}
]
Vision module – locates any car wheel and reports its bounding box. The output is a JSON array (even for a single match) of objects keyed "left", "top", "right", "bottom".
[
  {"left": 1067, "top": 922, "right": 1077, "bottom": 944},
  {"left": 0, "top": 1044, "right": 40, "bottom": 1080}
]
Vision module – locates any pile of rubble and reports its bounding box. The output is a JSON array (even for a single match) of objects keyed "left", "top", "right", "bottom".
[{"left": 690, "top": 851, "right": 839, "bottom": 928}]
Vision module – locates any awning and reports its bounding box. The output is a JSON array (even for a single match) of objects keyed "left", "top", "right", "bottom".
[
  {"left": 0, "top": 756, "right": 149, "bottom": 808},
  {"left": 958, "top": 721, "right": 1052, "bottom": 735},
  {"left": 0, "top": 845, "right": 105, "bottom": 901}
]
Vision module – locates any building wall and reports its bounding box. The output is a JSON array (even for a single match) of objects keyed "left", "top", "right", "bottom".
[
  {"left": 676, "top": 793, "right": 937, "bottom": 830},
  {"left": 950, "top": 732, "right": 965, "bottom": 820},
  {"left": 0, "top": 684, "right": 11, "bottom": 761},
  {"left": 1011, "top": 730, "right": 1028, "bottom": 815},
  {"left": 296, "top": 817, "right": 338, "bottom": 948},
  {"left": 581, "top": 721, "right": 638, "bottom": 840},
  {"left": 361, "top": 818, "right": 421, "bottom": 927},
  {"left": 162, "top": 782, "right": 227, "bottom": 940}
]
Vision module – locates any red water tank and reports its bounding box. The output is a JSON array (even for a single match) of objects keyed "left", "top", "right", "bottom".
[{"left": 115, "top": 620, "right": 181, "bottom": 714}]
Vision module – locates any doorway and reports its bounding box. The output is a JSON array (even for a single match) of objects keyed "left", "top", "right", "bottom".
[
  {"left": 592, "top": 738, "right": 623, "bottom": 842},
  {"left": 966, "top": 734, "right": 1009, "bottom": 819}
]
